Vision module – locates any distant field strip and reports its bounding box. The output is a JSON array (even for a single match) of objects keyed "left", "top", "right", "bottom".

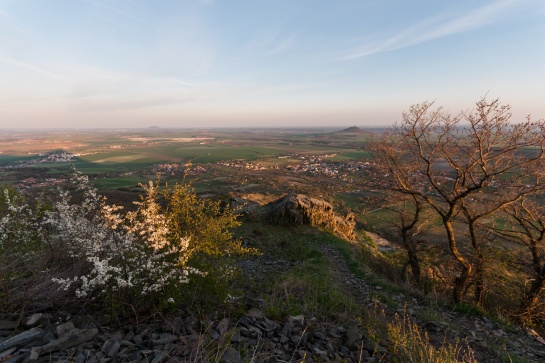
[{"left": 92, "top": 154, "right": 149, "bottom": 163}]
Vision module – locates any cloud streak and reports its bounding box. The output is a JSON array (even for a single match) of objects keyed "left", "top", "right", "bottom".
[
  {"left": 342, "top": 0, "right": 535, "bottom": 61},
  {"left": 0, "top": 57, "right": 66, "bottom": 79},
  {"left": 84, "top": 0, "right": 148, "bottom": 35}
]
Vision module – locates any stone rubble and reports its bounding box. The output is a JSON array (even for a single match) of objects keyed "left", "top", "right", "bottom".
[{"left": 0, "top": 310, "right": 383, "bottom": 363}]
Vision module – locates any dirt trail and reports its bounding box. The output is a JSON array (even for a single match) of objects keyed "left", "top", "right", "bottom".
[{"left": 319, "top": 244, "right": 545, "bottom": 363}]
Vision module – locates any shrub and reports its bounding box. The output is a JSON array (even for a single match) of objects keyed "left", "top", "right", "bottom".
[
  {"left": 165, "top": 180, "right": 259, "bottom": 308},
  {"left": 47, "top": 173, "right": 202, "bottom": 314},
  {"left": 0, "top": 170, "right": 257, "bottom": 317}
]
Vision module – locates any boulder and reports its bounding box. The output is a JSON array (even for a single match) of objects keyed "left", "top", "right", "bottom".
[
  {"left": 263, "top": 194, "right": 356, "bottom": 240},
  {"left": 229, "top": 197, "right": 260, "bottom": 216},
  {"left": 220, "top": 346, "right": 241, "bottom": 363}
]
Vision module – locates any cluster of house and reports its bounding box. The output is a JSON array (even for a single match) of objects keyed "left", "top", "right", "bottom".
[
  {"left": 214, "top": 154, "right": 371, "bottom": 181},
  {"left": 17, "top": 177, "right": 65, "bottom": 189},
  {"left": 216, "top": 160, "right": 276, "bottom": 170},
  {"left": 151, "top": 163, "right": 208, "bottom": 175},
  {"left": 285, "top": 158, "right": 370, "bottom": 179},
  {"left": 2, "top": 153, "right": 75, "bottom": 169}
]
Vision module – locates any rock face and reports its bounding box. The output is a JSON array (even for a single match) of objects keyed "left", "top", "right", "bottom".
[{"left": 263, "top": 194, "right": 356, "bottom": 240}]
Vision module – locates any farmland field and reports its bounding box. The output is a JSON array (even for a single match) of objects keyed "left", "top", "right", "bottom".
[{"left": 0, "top": 127, "right": 374, "bottom": 199}]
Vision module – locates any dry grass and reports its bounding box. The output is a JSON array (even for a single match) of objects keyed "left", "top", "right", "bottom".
[{"left": 387, "top": 310, "right": 477, "bottom": 363}]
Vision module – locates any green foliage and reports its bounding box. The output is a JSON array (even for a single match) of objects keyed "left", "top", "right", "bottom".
[
  {"left": 164, "top": 179, "right": 259, "bottom": 308},
  {"left": 452, "top": 302, "right": 487, "bottom": 317}
]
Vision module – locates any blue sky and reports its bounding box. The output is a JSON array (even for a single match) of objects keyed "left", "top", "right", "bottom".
[{"left": 0, "top": 0, "right": 544, "bottom": 128}]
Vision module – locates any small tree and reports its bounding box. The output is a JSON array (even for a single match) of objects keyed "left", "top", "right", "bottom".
[
  {"left": 369, "top": 98, "right": 545, "bottom": 303},
  {"left": 499, "top": 198, "right": 545, "bottom": 321}
]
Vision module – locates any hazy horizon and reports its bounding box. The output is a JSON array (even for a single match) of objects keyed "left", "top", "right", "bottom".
[{"left": 1, "top": 0, "right": 544, "bottom": 129}]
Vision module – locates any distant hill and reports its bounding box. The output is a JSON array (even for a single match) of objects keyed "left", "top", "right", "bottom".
[{"left": 337, "top": 126, "right": 365, "bottom": 133}]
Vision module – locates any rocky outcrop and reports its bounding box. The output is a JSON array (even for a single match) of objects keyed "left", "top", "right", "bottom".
[{"left": 263, "top": 194, "right": 356, "bottom": 240}]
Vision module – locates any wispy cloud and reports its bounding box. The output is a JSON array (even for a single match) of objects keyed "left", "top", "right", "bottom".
[
  {"left": 0, "top": 57, "right": 66, "bottom": 79},
  {"left": 245, "top": 26, "right": 297, "bottom": 57},
  {"left": 342, "top": 0, "right": 535, "bottom": 61},
  {"left": 84, "top": 0, "right": 147, "bottom": 35}
]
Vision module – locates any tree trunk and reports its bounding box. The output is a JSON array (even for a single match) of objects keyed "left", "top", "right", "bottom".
[
  {"left": 467, "top": 218, "right": 485, "bottom": 306},
  {"left": 401, "top": 228, "right": 421, "bottom": 284},
  {"left": 474, "top": 257, "right": 485, "bottom": 306},
  {"left": 444, "top": 219, "right": 472, "bottom": 303},
  {"left": 520, "top": 263, "right": 545, "bottom": 320},
  {"left": 407, "top": 248, "right": 421, "bottom": 284}
]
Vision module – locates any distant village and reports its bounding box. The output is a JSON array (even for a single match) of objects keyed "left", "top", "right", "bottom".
[
  {"left": 0, "top": 152, "right": 74, "bottom": 188},
  {"left": 151, "top": 163, "right": 208, "bottom": 176},
  {"left": 284, "top": 155, "right": 370, "bottom": 180},
  {"left": 155, "top": 153, "right": 370, "bottom": 181},
  {"left": 1, "top": 152, "right": 75, "bottom": 169},
  {"left": 4, "top": 151, "right": 371, "bottom": 190}
]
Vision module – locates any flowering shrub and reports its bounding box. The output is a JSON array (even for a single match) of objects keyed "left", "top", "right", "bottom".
[
  {"left": 0, "top": 169, "right": 256, "bottom": 315},
  {"left": 48, "top": 173, "right": 201, "bottom": 305},
  {"left": 0, "top": 185, "right": 51, "bottom": 310}
]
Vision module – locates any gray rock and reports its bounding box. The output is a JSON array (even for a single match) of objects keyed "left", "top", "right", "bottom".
[
  {"left": 152, "top": 333, "right": 177, "bottom": 346},
  {"left": 288, "top": 315, "right": 304, "bottom": 327},
  {"left": 39, "top": 328, "right": 98, "bottom": 354},
  {"left": 74, "top": 353, "right": 87, "bottom": 363},
  {"left": 344, "top": 326, "right": 363, "bottom": 347},
  {"left": 230, "top": 331, "right": 247, "bottom": 343},
  {"left": 151, "top": 350, "right": 166, "bottom": 363},
  {"left": 0, "top": 347, "right": 16, "bottom": 359},
  {"left": 0, "top": 327, "right": 44, "bottom": 352},
  {"left": 106, "top": 341, "right": 121, "bottom": 358},
  {"left": 28, "top": 346, "right": 41, "bottom": 361},
  {"left": 25, "top": 314, "right": 43, "bottom": 328},
  {"left": 263, "top": 194, "right": 356, "bottom": 240},
  {"left": 291, "top": 335, "right": 302, "bottom": 346},
  {"left": 313, "top": 346, "right": 327, "bottom": 356},
  {"left": 133, "top": 334, "right": 144, "bottom": 347},
  {"left": 56, "top": 322, "right": 75, "bottom": 337},
  {"left": 220, "top": 347, "right": 241, "bottom": 363},
  {"left": 248, "top": 309, "right": 264, "bottom": 319}
]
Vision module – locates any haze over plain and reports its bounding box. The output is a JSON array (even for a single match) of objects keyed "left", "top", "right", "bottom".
[{"left": 0, "top": 0, "right": 544, "bottom": 128}]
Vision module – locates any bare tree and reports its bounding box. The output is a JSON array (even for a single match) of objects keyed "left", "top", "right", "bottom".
[
  {"left": 377, "top": 193, "right": 427, "bottom": 283},
  {"left": 499, "top": 198, "right": 545, "bottom": 321},
  {"left": 369, "top": 98, "right": 545, "bottom": 303}
]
